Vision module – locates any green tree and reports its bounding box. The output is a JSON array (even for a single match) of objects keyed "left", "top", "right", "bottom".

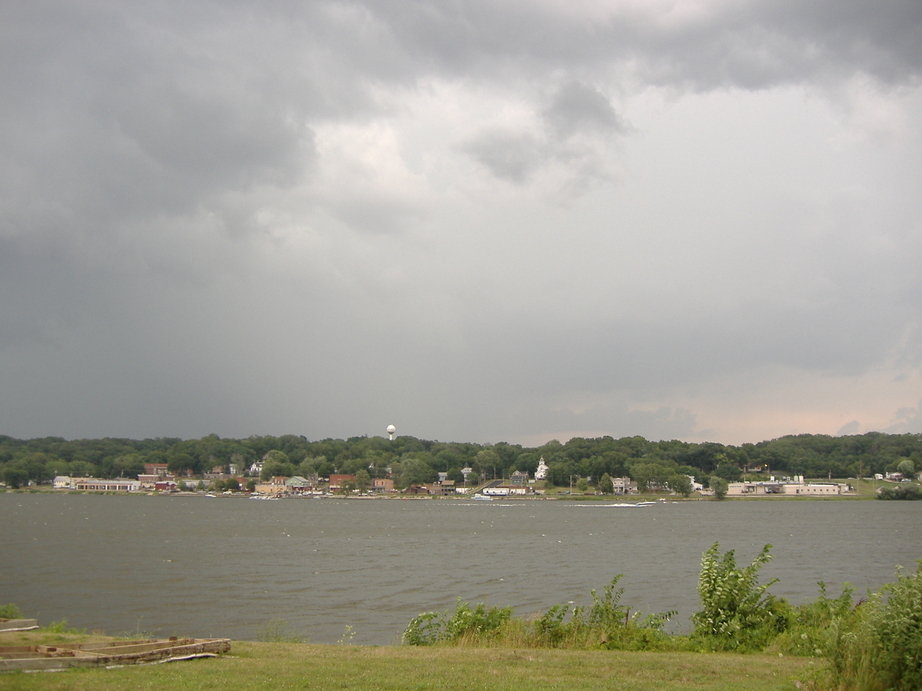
[
  {"left": 713, "top": 454, "right": 741, "bottom": 482},
  {"left": 112, "top": 453, "right": 145, "bottom": 478},
  {"left": 11, "top": 452, "right": 57, "bottom": 484},
  {"left": 397, "top": 457, "right": 435, "bottom": 489},
  {"left": 446, "top": 467, "right": 464, "bottom": 484},
  {"left": 263, "top": 449, "right": 290, "bottom": 465},
  {"left": 598, "top": 472, "right": 614, "bottom": 494},
  {"left": 261, "top": 450, "right": 295, "bottom": 480},
  {"left": 669, "top": 474, "right": 693, "bottom": 497},
  {"left": 710, "top": 476, "right": 728, "bottom": 500},
  {"left": 66, "top": 460, "right": 98, "bottom": 478},
  {"left": 630, "top": 462, "right": 674, "bottom": 492},
  {"left": 474, "top": 449, "right": 501, "bottom": 480},
  {"left": 355, "top": 469, "right": 371, "bottom": 493},
  {"left": 167, "top": 452, "right": 197, "bottom": 476},
  {"left": 1, "top": 466, "right": 29, "bottom": 489},
  {"left": 432, "top": 447, "right": 466, "bottom": 473},
  {"left": 896, "top": 458, "right": 915, "bottom": 479}
]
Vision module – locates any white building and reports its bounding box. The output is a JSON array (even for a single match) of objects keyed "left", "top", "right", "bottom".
[
  {"left": 782, "top": 483, "right": 843, "bottom": 495},
  {"left": 535, "top": 457, "right": 549, "bottom": 481},
  {"left": 72, "top": 478, "right": 141, "bottom": 492}
]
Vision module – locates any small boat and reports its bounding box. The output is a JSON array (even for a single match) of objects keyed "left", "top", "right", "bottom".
[
  {"left": 472, "top": 494, "right": 494, "bottom": 501},
  {"left": 576, "top": 501, "right": 656, "bottom": 508}
]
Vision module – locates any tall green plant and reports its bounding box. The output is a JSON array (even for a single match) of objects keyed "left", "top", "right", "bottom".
[
  {"left": 402, "top": 600, "right": 511, "bottom": 645},
  {"left": 826, "top": 563, "right": 922, "bottom": 690},
  {"left": 403, "top": 578, "right": 676, "bottom": 651},
  {"left": 693, "top": 542, "right": 786, "bottom": 651},
  {"left": 768, "top": 581, "right": 855, "bottom": 656}
]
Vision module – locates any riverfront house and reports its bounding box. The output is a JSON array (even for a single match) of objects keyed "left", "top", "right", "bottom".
[
  {"left": 372, "top": 478, "right": 395, "bottom": 492},
  {"left": 328, "top": 474, "right": 355, "bottom": 491}
]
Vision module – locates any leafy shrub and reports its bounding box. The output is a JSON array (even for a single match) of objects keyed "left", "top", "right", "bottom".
[
  {"left": 403, "top": 578, "right": 676, "bottom": 651},
  {"left": 0, "top": 603, "right": 23, "bottom": 619},
  {"left": 877, "top": 484, "right": 921, "bottom": 500},
  {"left": 769, "top": 581, "right": 854, "bottom": 656},
  {"left": 692, "top": 543, "right": 788, "bottom": 651},
  {"left": 445, "top": 601, "right": 512, "bottom": 642},
  {"left": 402, "top": 600, "right": 511, "bottom": 645},
  {"left": 402, "top": 611, "right": 444, "bottom": 646},
  {"left": 825, "top": 563, "right": 922, "bottom": 690},
  {"left": 534, "top": 603, "right": 569, "bottom": 647},
  {"left": 582, "top": 576, "right": 676, "bottom": 651},
  {"left": 587, "top": 576, "right": 629, "bottom": 629}
]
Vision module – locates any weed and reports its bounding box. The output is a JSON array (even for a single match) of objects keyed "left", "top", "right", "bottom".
[
  {"left": 337, "top": 624, "right": 356, "bottom": 645},
  {"left": 44, "top": 619, "right": 87, "bottom": 634},
  {"left": 769, "top": 581, "right": 855, "bottom": 657},
  {"left": 256, "top": 618, "right": 308, "bottom": 644},
  {"left": 824, "top": 562, "right": 922, "bottom": 690},
  {"left": 403, "top": 578, "right": 675, "bottom": 651}
]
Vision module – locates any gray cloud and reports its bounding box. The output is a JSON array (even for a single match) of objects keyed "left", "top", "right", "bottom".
[
  {"left": 1, "top": 1, "right": 920, "bottom": 445},
  {"left": 542, "top": 81, "right": 624, "bottom": 138},
  {"left": 463, "top": 132, "right": 545, "bottom": 183},
  {"left": 361, "top": 0, "right": 922, "bottom": 88}
]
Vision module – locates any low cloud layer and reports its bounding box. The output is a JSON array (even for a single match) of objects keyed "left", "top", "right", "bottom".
[{"left": 1, "top": 1, "right": 920, "bottom": 445}]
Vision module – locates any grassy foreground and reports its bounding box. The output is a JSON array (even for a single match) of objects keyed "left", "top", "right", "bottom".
[{"left": 0, "top": 630, "right": 820, "bottom": 690}]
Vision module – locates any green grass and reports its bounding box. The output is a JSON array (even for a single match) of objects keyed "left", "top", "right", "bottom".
[{"left": 0, "top": 630, "right": 821, "bottom": 690}]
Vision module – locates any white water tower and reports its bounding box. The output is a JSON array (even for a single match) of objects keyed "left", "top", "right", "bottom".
[{"left": 386, "top": 424, "right": 396, "bottom": 441}]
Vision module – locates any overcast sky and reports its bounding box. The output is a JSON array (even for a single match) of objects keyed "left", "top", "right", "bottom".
[{"left": 2, "top": 1, "right": 921, "bottom": 446}]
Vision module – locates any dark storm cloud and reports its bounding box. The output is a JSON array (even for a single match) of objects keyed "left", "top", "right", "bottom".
[
  {"left": 361, "top": 0, "right": 922, "bottom": 88},
  {"left": 463, "top": 81, "right": 624, "bottom": 187},
  {"left": 542, "top": 81, "right": 624, "bottom": 137},
  {"left": 463, "top": 132, "right": 545, "bottom": 183},
  {"left": 1, "top": 3, "right": 315, "bottom": 235},
  {"left": 1, "top": 1, "right": 920, "bottom": 444},
  {"left": 3, "top": 1, "right": 917, "bottom": 249}
]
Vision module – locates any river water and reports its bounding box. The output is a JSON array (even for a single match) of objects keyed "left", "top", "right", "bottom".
[{"left": 2, "top": 494, "right": 919, "bottom": 644}]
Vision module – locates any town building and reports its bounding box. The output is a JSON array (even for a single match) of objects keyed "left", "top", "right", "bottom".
[{"left": 72, "top": 478, "right": 141, "bottom": 492}]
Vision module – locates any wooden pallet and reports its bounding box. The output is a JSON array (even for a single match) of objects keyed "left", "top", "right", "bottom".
[{"left": 0, "top": 636, "right": 231, "bottom": 672}]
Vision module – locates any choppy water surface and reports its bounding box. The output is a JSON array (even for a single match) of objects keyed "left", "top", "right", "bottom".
[{"left": 2, "top": 494, "right": 919, "bottom": 644}]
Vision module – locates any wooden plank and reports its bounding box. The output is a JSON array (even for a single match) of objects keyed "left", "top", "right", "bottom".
[
  {"left": 0, "top": 638, "right": 231, "bottom": 672},
  {"left": 0, "top": 619, "right": 39, "bottom": 632}
]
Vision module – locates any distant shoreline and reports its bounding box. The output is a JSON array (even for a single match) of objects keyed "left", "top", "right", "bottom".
[{"left": 1, "top": 487, "right": 874, "bottom": 501}]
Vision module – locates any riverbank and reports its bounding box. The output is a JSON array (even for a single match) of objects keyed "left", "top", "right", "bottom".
[
  {"left": 0, "top": 629, "right": 820, "bottom": 690},
  {"left": 1, "top": 481, "right": 882, "bottom": 501}
]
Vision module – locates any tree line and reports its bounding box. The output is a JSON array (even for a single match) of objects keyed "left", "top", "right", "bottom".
[{"left": 0, "top": 430, "right": 919, "bottom": 491}]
